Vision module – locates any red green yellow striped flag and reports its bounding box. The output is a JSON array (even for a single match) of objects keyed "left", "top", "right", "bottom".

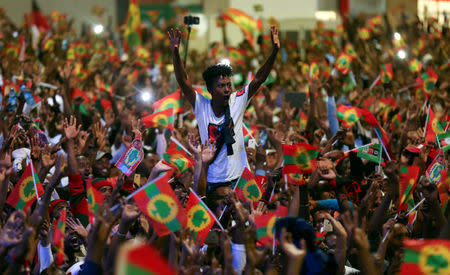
[
  {"left": 86, "top": 179, "right": 105, "bottom": 224},
  {"left": 146, "top": 10, "right": 159, "bottom": 23},
  {"left": 235, "top": 167, "right": 262, "bottom": 202},
  {"left": 6, "top": 161, "right": 44, "bottom": 211},
  {"left": 417, "top": 67, "right": 438, "bottom": 94},
  {"left": 409, "top": 58, "right": 422, "bottom": 73},
  {"left": 400, "top": 238, "right": 450, "bottom": 275},
  {"left": 255, "top": 205, "right": 288, "bottom": 246},
  {"left": 142, "top": 108, "right": 175, "bottom": 130},
  {"left": 380, "top": 63, "right": 394, "bottom": 83},
  {"left": 425, "top": 107, "right": 444, "bottom": 143},
  {"left": 391, "top": 113, "right": 402, "bottom": 131},
  {"left": 243, "top": 123, "right": 257, "bottom": 143},
  {"left": 399, "top": 166, "right": 420, "bottom": 212},
  {"left": 117, "top": 242, "right": 176, "bottom": 275},
  {"left": 344, "top": 43, "right": 357, "bottom": 58},
  {"left": 336, "top": 105, "right": 362, "bottom": 128},
  {"left": 357, "top": 143, "right": 383, "bottom": 164},
  {"left": 185, "top": 190, "right": 215, "bottom": 245},
  {"left": 106, "top": 40, "right": 118, "bottom": 59},
  {"left": 162, "top": 139, "right": 196, "bottom": 175},
  {"left": 133, "top": 172, "right": 186, "bottom": 236},
  {"left": 226, "top": 46, "right": 246, "bottom": 65},
  {"left": 309, "top": 60, "right": 319, "bottom": 79},
  {"left": 282, "top": 143, "right": 321, "bottom": 174},
  {"left": 124, "top": 0, "right": 141, "bottom": 51},
  {"left": 53, "top": 208, "right": 66, "bottom": 266},
  {"left": 335, "top": 53, "right": 353, "bottom": 75},
  {"left": 152, "top": 90, "right": 182, "bottom": 113},
  {"left": 5, "top": 44, "right": 20, "bottom": 57},
  {"left": 221, "top": 8, "right": 262, "bottom": 46},
  {"left": 193, "top": 85, "right": 212, "bottom": 100}
]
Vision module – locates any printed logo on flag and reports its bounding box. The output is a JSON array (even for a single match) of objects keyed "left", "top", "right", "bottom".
[
  {"left": 147, "top": 194, "right": 178, "bottom": 223},
  {"left": 19, "top": 176, "right": 36, "bottom": 202},
  {"left": 187, "top": 205, "right": 211, "bottom": 231},
  {"left": 115, "top": 138, "right": 144, "bottom": 176}
]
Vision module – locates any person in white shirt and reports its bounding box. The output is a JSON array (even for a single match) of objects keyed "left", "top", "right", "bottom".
[{"left": 168, "top": 26, "right": 279, "bottom": 193}]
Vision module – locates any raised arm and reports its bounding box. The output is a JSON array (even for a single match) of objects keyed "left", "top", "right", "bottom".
[
  {"left": 248, "top": 25, "right": 280, "bottom": 99},
  {"left": 168, "top": 28, "right": 196, "bottom": 108}
]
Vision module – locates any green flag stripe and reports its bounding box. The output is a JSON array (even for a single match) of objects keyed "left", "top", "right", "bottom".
[
  {"left": 403, "top": 248, "right": 420, "bottom": 264},
  {"left": 144, "top": 183, "right": 160, "bottom": 199},
  {"left": 166, "top": 218, "right": 182, "bottom": 232},
  {"left": 126, "top": 262, "right": 155, "bottom": 275},
  {"left": 284, "top": 155, "right": 296, "bottom": 166},
  {"left": 16, "top": 199, "right": 26, "bottom": 210},
  {"left": 256, "top": 226, "right": 267, "bottom": 239}
]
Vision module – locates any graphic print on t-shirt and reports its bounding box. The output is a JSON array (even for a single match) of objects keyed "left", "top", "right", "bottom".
[{"left": 208, "top": 123, "right": 221, "bottom": 143}]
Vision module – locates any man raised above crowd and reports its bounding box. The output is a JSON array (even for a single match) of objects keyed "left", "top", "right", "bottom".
[{"left": 168, "top": 26, "right": 280, "bottom": 192}]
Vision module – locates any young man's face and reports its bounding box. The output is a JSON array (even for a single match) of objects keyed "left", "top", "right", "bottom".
[{"left": 211, "top": 76, "right": 232, "bottom": 105}]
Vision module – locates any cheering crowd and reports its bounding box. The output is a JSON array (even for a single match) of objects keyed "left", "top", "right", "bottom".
[{"left": 0, "top": 3, "right": 450, "bottom": 275}]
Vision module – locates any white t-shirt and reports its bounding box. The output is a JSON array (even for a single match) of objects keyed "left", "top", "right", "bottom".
[{"left": 194, "top": 85, "right": 250, "bottom": 183}]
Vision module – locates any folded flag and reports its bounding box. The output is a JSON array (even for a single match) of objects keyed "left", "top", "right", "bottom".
[
  {"left": 235, "top": 167, "right": 262, "bottom": 202},
  {"left": 380, "top": 63, "right": 394, "bottom": 84},
  {"left": 391, "top": 113, "right": 402, "bottom": 131},
  {"left": 357, "top": 143, "right": 384, "bottom": 164},
  {"left": 425, "top": 107, "right": 444, "bottom": 143},
  {"left": 336, "top": 105, "right": 362, "bottom": 128},
  {"left": 361, "top": 108, "right": 393, "bottom": 158},
  {"left": 232, "top": 73, "right": 244, "bottom": 85},
  {"left": 115, "top": 136, "right": 144, "bottom": 176},
  {"left": 426, "top": 150, "right": 446, "bottom": 185},
  {"left": 117, "top": 242, "right": 176, "bottom": 275},
  {"left": 6, "top": 161, "right": 44, "bottom": 211},
  {"left": 399, "top": 166, "right": 420, "bottom": 211},
  {"left": 185, "top": 189, "right": 215, "bottom": 245},
  {"left": 162, "top": 139, "right": 196, "bottom": 175},
  {"left": 400, "top": 238, "right": 450, "bottom": 275},
  {"left": 221, "top": 8, "right": 262, "bottom": 46},
  {"left": 53, "top": 208, "right": 66, "bottom": 266},
  {"left": 282, "top": 143, "right": 322, "bottom": 174},
  {"left": 86, "top": 179, "right": 105, "bottom": 224},
  {"left": 133, "top": 171, "right": 186, "bottom": 236},
  {"left": 142, "top": 108, "right": 175, "bottom": 130}
]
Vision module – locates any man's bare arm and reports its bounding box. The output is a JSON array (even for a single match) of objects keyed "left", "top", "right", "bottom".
[
  {"left": 248, "top": 26, "right": 280, "bottom": 99},
  {"left": 168, "top": 28, "right": 196, "bottom": 108}
]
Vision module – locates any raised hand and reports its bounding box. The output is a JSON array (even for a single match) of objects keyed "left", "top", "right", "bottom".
[
  {"left": 201, "top": 141, "right": 217, "bottom": 164},
  {"left": 66, "top": 217, "right": 88, "bottom": 241},
  {"left": 63, "top": 115, "right": 81, "bottom": 140},
  {"left": 168, "top": 28, "right": 182, "bottom": 52},
  {"left": 120, "top": 203, "right": 141, "bottom": 227},
  {"left": 92, "top": 122, "right": 108, "bottom": 150},
  {"left": 270, "top": 25, "right": 280, "bottom": 49},
  {"left": 280, "top": 228, "right": 306, "bottom": 260}
]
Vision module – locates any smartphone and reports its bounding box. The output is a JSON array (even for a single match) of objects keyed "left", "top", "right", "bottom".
[
  {"left": 248, "top": 138, "right": 257, "bottom": 149},
  {"left": 259, "top": 129, "right": 268, "bottom": 147}
]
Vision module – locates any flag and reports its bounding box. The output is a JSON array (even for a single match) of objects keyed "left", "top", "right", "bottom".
[
  {"left": 5, "top": 44, "right": 20, "bottom": 58},
  {"left": 285, "top": 173, "right": 306, "bottom": 185},
  {"left": 344, "top": 43, "right": 357, "bottom": 58},
  {"left": 185, "top": 191, "right": 215, "bottom": 245},
  {"left": 255, "top": 205, "right": 288, "bottom": 245},
  {"left": 124, "top": 0, "right": 141, "bottom": 51},
  {"left": 336, "top": 105, "right": 362, "bottom": 128},
  {"left": 6, "top": 161, "right": 44, "bottom": 211},
  {"left": 409, "top": 59, "right": 422, "bottom": 73},
  {"left": 91, "top": 5, "right": 105, "bottom": 17},
  {"left": 282, "top": 143, "right": 321, "bottom": 174},
  {"left": 361, "top": 108, "right": 392, "bottom": 158},
  {"left": 117, "top": 242, "right": 176, "bottom": 275},
  {"left": 232, "top": 73, "right": 244, "bottom": 85},
  {"left": 335, "top": 53, "right": 353, "bottom": 75},
  {"left": 296, "top": 110, "right": 307, "bottom": 130},
  {"left": 309, "top": 60, "right": 319, "bottom": 79},
  {"left": 162, "top": 140, "right": 196, "bottom": 175},
  {"left": 142, "top": 108, "right": 175, "bottom": 130},
  {"left": 146, "top": 10, "right": 159, "bottom": 22},
  {"left": 417, "top": 67, "right": 438, "bottom": 95},
  {"left": 41, "top": 37, "right": 55, "bottom": 52},
  {"left": 393, "top": 38, "right": 406, "bottom": 51},
  {"left": 380, "top": 63, "right": 394, "bottom": 83},
  {"left": 358, "top": 27, "right": 371, "bottom": 40},
  {"left": 193, "top": 85, "right": 212, "bottom": 100},
  {"left": 31, "top": 0, "right": 50, "bottom": 33},
  {"left": 226, "top": 46, "right": 246, "bottom": 65},
  {"left": 73, "top": 61, "right": 89, "bottom": 82},
  {"left": 152, "top": 90, "right": 182, "bottom": 113},
  {"left": 221, "top": 8, "right": 262, "bottom": 46},
  {"left": 53, "top": 208, "right": 66, "bottom": 266},
  {"left": 426, "top": 150, "right": 446, "bottom": 185},
  {"left": 357, "top": 143, "right": 383, "bottom": 164},
  {"left": 398, "top": 166, "right": 420, "bottom": 212},
  {"left": 400, "top": 238, "right": 450, "bottom": 275},
  {"left": 425, "top": 108, "right": 444, "bottom": 143},
  {"left": 437, "top": 132, "right": 450, "bottom": 153},
  {"left": 235, "top": 167, "right": 262, "bottom": 202},
  {"left": 342, "top": 74, "right": 356, "bottom": 93},
  {"left": 115, "top": 137, "right": 144, "bottom": 176},
  {"left": 86, "top": 179, "right": 105, "bottom": 223},
  {"left": 132, "top": 172, "right": 186, "bottom": 236},
  {"left": 243, "top": 123, "right": 257, "bottom": 143},
  {"left": 368, "top": 15, "right": 383, "bottom": 27},
  {"left": 391, "top": 113, "right": 402, "bottom": 131}
]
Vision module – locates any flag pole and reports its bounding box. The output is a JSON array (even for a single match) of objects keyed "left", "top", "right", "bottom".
[
  {"left": 374, "top": 128, "right": 391, "bottom": 161},
  {"left": 189, "top": 188, "right": 230, "bottom": 241},
  {"left": 243, "top": 124, "right": 257, "bottom": 145},
  {"left": 377, "top": 142, "right": 383, "bottom": 173},
  {"left": 28, "top": 156, "right": 40, "bottom": 201},
  {"left": 218, "top": 168, "right": 243, "bottom": 220},
  {"left": 170, "top": 136, "right": 193, "bottom": 157},
  {"left": 423, "top": 105, "right": 430, "bottom": 139}
]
